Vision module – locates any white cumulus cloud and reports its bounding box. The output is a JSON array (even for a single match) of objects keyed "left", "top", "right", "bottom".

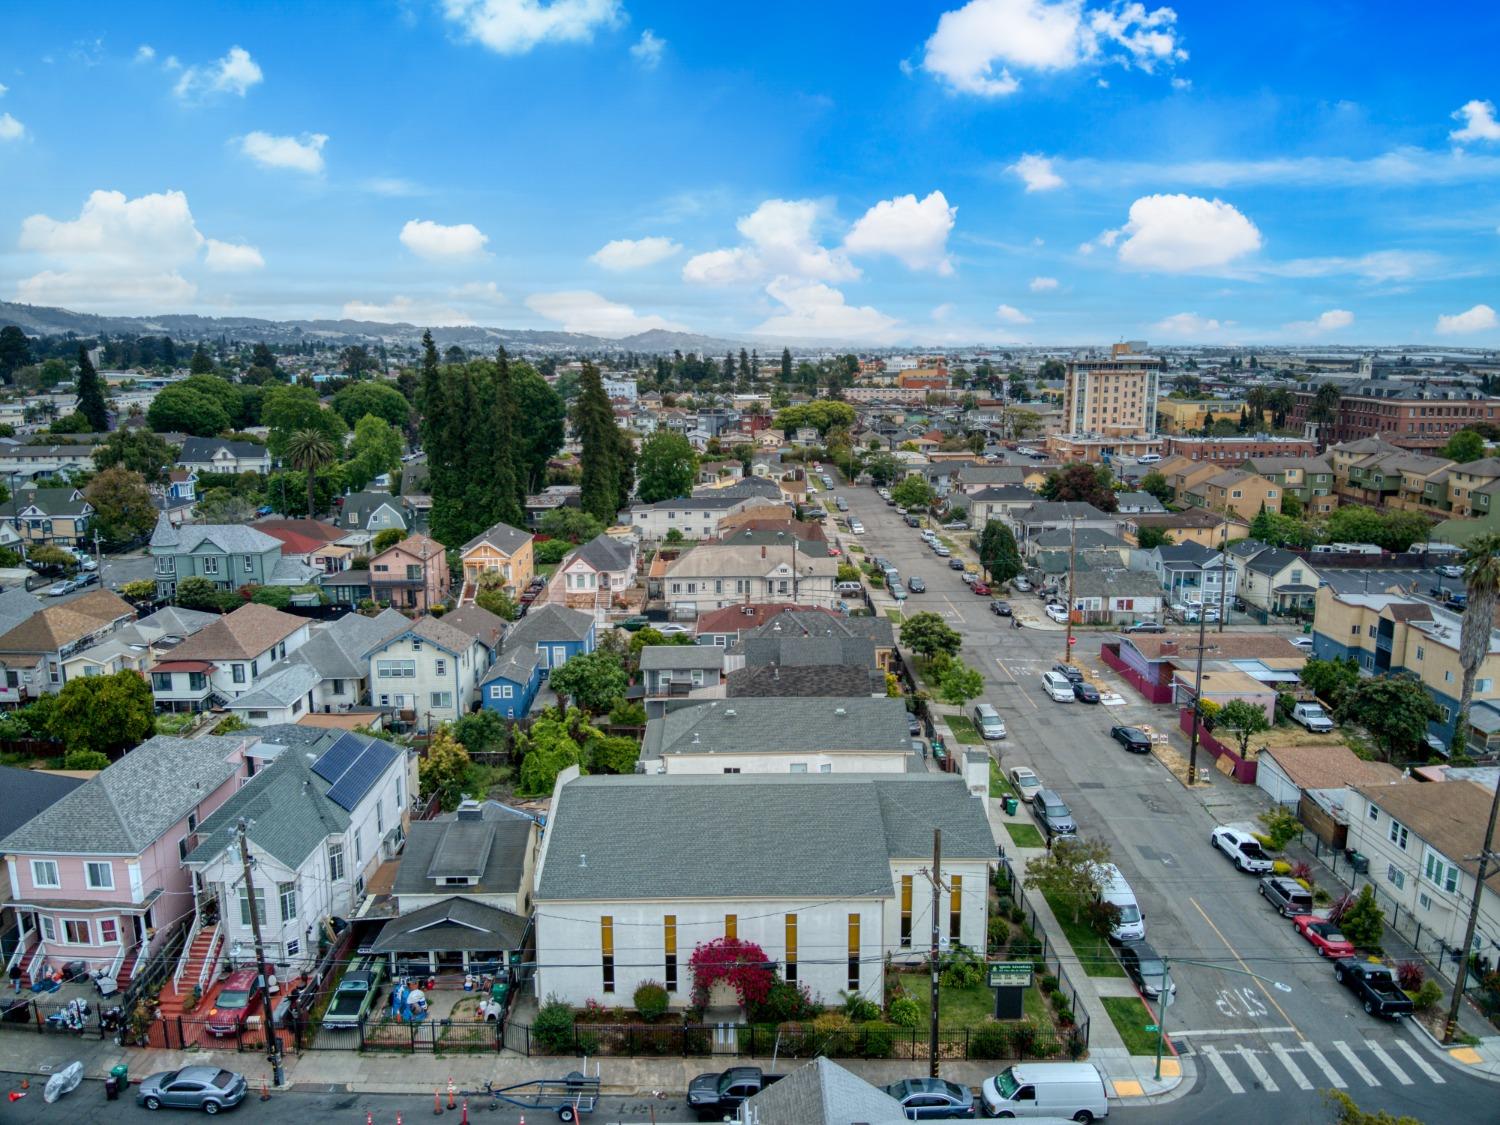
[
  {"left": 1285, "top": 308, "right": 1354, "bottom": 334},
  {"left": 204, "top": 239, "right": 265, "bottom": 272},
  {"left": 173, "top": 45, "right": 263, "bottom": 100},
  {"left": 400, "top": 219, "right": 490, "bottom": 260},
  {"left": 13, "top": 188, "right": 246, "bottom": 311},
  {"left": 631, "top": 29, "right": 665, "bottom": 68},
  {"left": 590, "top": 236, "right": 681, "bottom": 271},
  {"left": 755, "top": 278, "right": 900, "bottom": 343},
  {"left": 442, "top": 0, "right": 622, "bottom": 55},
  {"left": 1029, "top": 276, "right": 1059, "bottom": 291},
  {"left": 134, "top": 45, "right": 156, "bottom": 63},
  {"left": 1435, "top": 304, "right": 1498, "bottom": 335},
  {"left": 683, "top": 199, "right": 856, "bottom": 285},
  {"left": 240, "top": 131, "right": 327, "bottom": 174},
  {"left": 0, "top": 113, "right": 23, "bottom": 142},
  {"left": 1450, "top": 99, "right": 1500, "bottom": 144},
  {"left": 996, "top": 304, "right": 1033, "bottom": 324},
  {"left": 342, "top": 295, "right": 474, "bottom": 325},
  {"left": 526, "top": 290, "right": 686, "bottom": 337},
  {"left": 452, "top": 281, "right": 507, "bottom": 304},
  {"left": 1010, "top": 152, "right": 1065, "bottom": 192},
  {"left": 921, "top": 0, "right": 1186, "bottom": 97},
  {"left": 843, "top": 190, "right": 956, "bottom": 274},
  {"left": 1153, "top": 312, "right": 1227, "bottom": 336},
  {"left": 1108, "top": 193, "right": 1262, "bottom": 272}
]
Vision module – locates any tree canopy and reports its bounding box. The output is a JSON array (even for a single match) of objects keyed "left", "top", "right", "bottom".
[
  {"left": 1439, "top": 428, "right": 1486, "bottom": 464},
  {"left": 636, "top": 431, "right": 697, "bottom": 504},
  {"left": 94, "top": 428, "right": 177, "bottom": 484},
  {"left": 332, "top": 380, "right": 410, "bottom": 430},
  {"left": 74, "top": 346, "right": 110, "bottom": 431},
  {"left": 978, "top": 520, "right": 1022, "bottom": 584},
  {"left": 84, "top": 467, "right": 157, "bottom": 546},
  {"left": 147, "top": 384, "right": 230, "bottom": 436},
  {"left": 548, "top": 650, "right": 628, "bottom": 714},
  {"left": 774, "top": 401, "right": 856, "bottom": 435},
  {"left": 51, "top": 669, "right": 155, "bottom": 757},
  {"left": 1040, "top": 464, "right": 1118, "bottom": 512},
  {"left": 900, "top": 611, "right": 963, "bottom": 660}
]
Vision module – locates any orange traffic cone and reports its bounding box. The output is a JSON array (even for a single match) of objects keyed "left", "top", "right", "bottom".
[
  {"left": 8, "top": 1091, "right": 25, "bottom": 1102},
  {"left": 433, "top": 1088, "right": 444, "bottom": 1115},
  {"left": 396, "top": 1115, "right": 404, "bottom": 1125},
  {"left": 19, "top": 1079, "right": 28, "bottom": 1090},
  {"left": 460, "top": 1100, "right": 468, "bottom": 1125},
  {"left": 365, "top": 1113, "right": 373, "bottom": 1125},
  {"left": 447, "top": 1078, "right": 456, "bottom": 1110},
  {"left": 260, "top": 1076, "right": 271, "bottom": 1102}
]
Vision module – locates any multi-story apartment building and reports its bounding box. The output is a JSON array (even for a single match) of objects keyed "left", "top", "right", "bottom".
[
  {"left": 1162, "top": 435, "right": 1319, "bottom": 463},
  {"left": 368, "top": 534, "right": 450, "bottom": 611},
  {"left": 1061, "top": 348, "right": 1164, "bottom": 441},
  {"left": 1289, "top": 381, "right": 1500, "bottom": 452},
  {"left": 1155, "top": 400, "right": 1250, "bottom": 434},
  {"left": 1326, "top": 440, "right": 1453, "bottom": 510},
  {"left": 1183, "top": 469, "right": 1281, "bottom": 522},
  {"left": 1243, "top": 455, "right": 1336, "bottom": 516}
]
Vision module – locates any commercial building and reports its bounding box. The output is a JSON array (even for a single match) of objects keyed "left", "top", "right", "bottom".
[
  {"left": 1061, "top": 349, "right": 1164, "bottom": 442},
  {"left": 1162, "top": 435, "right": 1319, "bottom": 463},
  {"left": 1288, "top": 382, "right": 1500, "bottom": 452}
]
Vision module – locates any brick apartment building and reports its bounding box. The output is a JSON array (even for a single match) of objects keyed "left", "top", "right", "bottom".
[
  {"left": 1289, "top": 382, "right": 1500, "bottom": 452},
  {"left": 1162, "top": 435, "right": 1320, "bottom": 462}
]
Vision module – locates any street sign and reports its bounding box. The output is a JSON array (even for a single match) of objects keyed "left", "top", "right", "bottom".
[
  {"left": 987, "top": 962, "right": 1034, "bottom": 989},
  {"left": 1067, "top": 636, "right": 1077, "bottom": 645},
  {"left": 1144, "top": 1024, "right": 1159, "bottom": 1032}
]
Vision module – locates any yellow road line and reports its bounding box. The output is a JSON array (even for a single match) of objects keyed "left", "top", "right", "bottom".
[{"left": 1189, "top": 897, "right": 1305, "bottom": 1041}]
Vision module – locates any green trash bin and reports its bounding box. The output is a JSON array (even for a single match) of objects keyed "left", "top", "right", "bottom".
[
  {"left": 110, "top": 1063, "right": 129, "bottom": 1087},
  {"left": 1003, "top": 796, "right": 1019, "bottom": 816}
]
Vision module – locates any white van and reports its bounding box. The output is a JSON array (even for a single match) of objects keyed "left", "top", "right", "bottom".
[
  {"left": 981, "top": 1062, "right": 1110, "bottom": 1121},
  {"left": 1137, "top": 452, "right": 1161, "bottom": 464},
  {"left": 1040, "top": 671, "right": 1075, "bottom": 703},
  {"left": 1094, "top": 862, "right": 1145, "bottom": 942}
]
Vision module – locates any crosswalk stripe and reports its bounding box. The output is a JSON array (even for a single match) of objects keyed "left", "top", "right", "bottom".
[
  {"left": 1271, "top": 1042, "right": 1313, "bottom": 1090},
  {"left": 1235, "top": 1047, "right": 1279, "bottom": 1092},
  {"left": 1394, "top": 1038, "right": 1445, "bottom": 1083},
  {"left": 1301, "top": 1041, "right": 1347, "bottom": 1088},
  {"left": 1366, "top": 1039, "right": 1414, "bottom": 1085},
  {"left": 1201, "top": 1045, "right": 1245, "bottom": 1094},
  {"left": 1334, "top": 1040, "right": 1381, "bottom": 1086}
]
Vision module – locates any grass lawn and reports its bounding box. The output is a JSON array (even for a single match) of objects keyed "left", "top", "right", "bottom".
[
  {"left": 1005, "top": 822, "right": 1046, "bottom": 849},
  {"left": 989, "top": 759, "right": 1014, "bottom": 798},
  {"left": 1042, "top": 890, "right": 1125, "bottom": 978},
  {"left": 1101, "top": 996, "right": 1164, "bottom": 1055},
  {"left": 901, "top": 975, "right": 997, "bottom": 1028},
  {"left": 535, "top": 562, "right": 560, "bottom": 579},
  {"left": 885, "top": 608, "right": 905, "bottom": 622},
  {"left": 913, "top": 657, "right": 946, "bottom": 691},
  {"left": 946, "top": 715, "right": 984, "bottom": 745}
]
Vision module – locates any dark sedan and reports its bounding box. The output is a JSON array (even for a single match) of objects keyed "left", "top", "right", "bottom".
[
  {"left": 1072, "top": 681, "right": 1101, "bottom": 704},
  {"left": 1111, "top": 725, "right": 1152, "bottom": 753},
  {"left": 948, "top": 558, "right": 966, "bottom": 570},
  {"left": 1051, "top": 663, "right": 1084, "bottom": 684},
  {"left": 881, "top": 1077, "right": 977, "bottom": 1119},
  {"left": 1119, "top": 940, "right": 1176, "bottom": 1000},
  {"left": 908, "top": 576, "right": 927, "bottom": 593},
  {"left": 989, "top": 600, "right": 1012, "bottom": 617}
]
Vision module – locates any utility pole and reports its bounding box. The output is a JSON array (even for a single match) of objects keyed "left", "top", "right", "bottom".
[
  {"left": 1216, "top": 519, "right": 1229, "bottom": 633},
  {"left": 923, "top": 828, "right": 946, "bottom": 1078},
  {"left": 1185, "top": 594, "right": 1211, "bottom": 788},
  {"left": 1443, "top": 778, "right": 1500, "bottom": 1042},
  {"left": 1063, "top": 516, "right": 1077, "bottom": 664},
  {"left": 236, "top": 818, "right": 284, "bottom": 1088}
]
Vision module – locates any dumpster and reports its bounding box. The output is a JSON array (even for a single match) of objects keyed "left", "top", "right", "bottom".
[{"left": 1003, "top": 796, "right": 1019, "bottom": 816}]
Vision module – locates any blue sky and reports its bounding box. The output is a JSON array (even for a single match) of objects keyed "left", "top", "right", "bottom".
[{"left": 1, "top": 0, "right": 1498, "bottom": 345}]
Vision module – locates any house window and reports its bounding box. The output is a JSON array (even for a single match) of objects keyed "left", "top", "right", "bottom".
[
  {"left": 41, "top": 916, "right": 56, "bottom": 942},
  {"left": 100, "top": 919, "right": 118, "bottom": 943},
  {"left": 1350, "top": 625, "right": 1360, "bottom": 636},
  {"left": 1479, "top": 679, "right": 1494, "bottom": 694},
  {"left": 847, "top": 914, "right": 860, "bottom": 991},
  {"left": 430, "top": 692, "right": 452, "bottom": 709},
  {"left": 287, "top": 939, "right": 300, "bottom": 957},
  {"left": 243, "top": 555, "right": 254, "bottom": 573},
  {"left": 501, "top": 685, "right": 514, "bottom": 699},
  {"left": 434, "top": 659, "right": 446, "bottom": 676},
  {"left": 203, "top": 556, "right": 219, "bottom": 574},
  {"left": 376, "top": 800, "right": 384, "bottom": 834},
  {"left": 354, "top": 828, "right": 363, "bottom": 862},
  {"left": 900, "top": 875, "right": 913, "bottom": 947},
  {"left": 1415, "top": 646, "right": 1425, "bottom": 661},
  {"left": 238, "top": 886, "right": 267, "bottom": 927},
  {"left": 1368, "top": 804, "right": 1380, "bottom": 821},
  {"left": 1418, "top": 892, "right": 1433, "bottom": 911},
  {"left": 85, "top": 862, "right": 113, "bottom": 890},
  {"left": 1386, "top": 864, "right": 1405, "bottom": 890},
  {"left": 376, "top": 660, "right": 416, "bottom": 678},
  {"left": 950, "top": 875, "right": 963, "bottom": 942},
  {"left": 31, "top": 860, "right": 60, "bottom": 888},
  {"left": 1444, "top": 670, "right": 1454, "bottom": 684},
  {"left": 249, "top": 710, "right": 268, "bottom": 720},
  {"left": 64, "top": 920, "right": 90, "bottom": 944},
  {"left": 1440, "top": 705, "right": 1452, "bottom": 723},
  {"left": 725, "top": 914, "right": 737, "bottom": 940},
  {"left": 189, "top": 672, "right": 207, "bottom": 691},
  {"left": 1424, "top": 851, "right": 1460, "bottom": 894},
  {"left": 151, "top": 672, "right": 172, "bottom": 691},
  {"left": 664, "top": 915, "right": 677, "bottom": 992},
  {"left": 1389, "top": 819, "right": 1409, "bottom": 850},
  {"left": 601, "top": 916, "right": 615, "bottom": 993},
  {"left": 232, "top": 664, "right": 245, "bottom": 684}
]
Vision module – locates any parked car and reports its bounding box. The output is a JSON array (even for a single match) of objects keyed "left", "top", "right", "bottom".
[
  {"left": 990, "top": 600, "right": 1012, "bottom": 617},
  {"left": 688, "top": 1067, "right": 784, "bottom": 1119},
  {"left": 933, "top": 545, "right": 951, "bottom": 557},
  {"left": 1110, "top": 725, "right": 1152, "bottom": 754},
  {"left": 1031, "top": 789, "right": 1077, "bottom": 838},
  {"left": 1072, "top": 681, "right": 1101, "bottom": 704},
  {"left": 1039, "top": 671, "right": 1075, "bottom": 703},
  {"left": 1289, "top": 636, "right": 1314, "bottom": 652},
  {"left": 1009, "top": 766, "right": 1043, "bottom": 801},
  {"left": 972, "top": 703, "right": 1007, "bottom": 741},
  {"left": 907, "top": 576, "right": 927, "bottom": 593},
  {"left": 1259, "top": 875, "right": 1315, "bottom": 917},
  {"left": 971, "top": 582, "right": 991, "bottom": 596},
  {"left": 909, "top": 715, "right": 923, "bottom": 737},
  {"left": 889, "top": 581, "right": 908, "bottom": 601},
  {"left": 1122, "top": 621, "right": 1165, "bottom": 633},
  {"left": 1118, "top": 940, "right": 1176, "bottom": 1000},
  {"left": 1012, "top": 576, "right": 1032, "bottom": 592},
  {"left": 1293, "top": 914, "right": 1355, "bottom": 959},
  {"left": 881, "top": 1077, "right": 977, "bottom": 1119},
  {"left": 904, "top": 513, "right": 922, "bottom": 528},
  {"left": 136, "top": 1067, "right": 249, "bottom": 1114},
  {"left": 46, "top": 580, "right": 73, "bottom": 597},
  {"left": 1210, "top": 826, "right": 1273, "bottom": 873},
  {"left": 73, "top": 571, "right": 99, "bottom": 588},
  {"left": 849, "top": 520, "right": 865, "bottom": 534},
  {"left": 323, "top": 963, "right": 384, "bottom": 1030},
  {"left": 1052, "top": 663, "right": 1084, "bottom": 684},
  {"left": 657, "top": 623, "right": 692, "bottom": 635},
  {"left": 1044, "top": 603, "right": 1069, "bottom": 624},
  {"left": 205, "top": 970, "right": 262, "bottom": 1037},
  {"left": 948, "top": 558, "right": 966, "bottom": 570},
  {"left": 1437, "top": 564, "right": 1465, "bottom": 578},
  {"left": 1333, "top": 959, "right": 1414, "bottom": 1020},
  {"left": 1291, "top": 702, "right": 1335, "bottom": 733},
  {"left": 835, "top": 581, "right": 864, "bottom": 596},
  {"left": 980, "top": 1063, "right": 1109, "bottom": 1122}
]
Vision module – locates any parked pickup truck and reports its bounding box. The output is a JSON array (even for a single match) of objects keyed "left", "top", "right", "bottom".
[
  {"left": 323, "top": 963, "right": 385, "bottom": 1029},
  {"left": 1333, "top": 959, "right": 1413, "bottom": 1020},
  {"left": 1291, "top": 702, "right": 1335, "bottom": 733},
  {"left": 687, "top": 1067, "right": 783, "bottom": 1119}
]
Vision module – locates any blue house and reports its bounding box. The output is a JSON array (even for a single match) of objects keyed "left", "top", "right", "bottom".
[{"left": 478, "top": 603, "right": 596, "bottom": 719}]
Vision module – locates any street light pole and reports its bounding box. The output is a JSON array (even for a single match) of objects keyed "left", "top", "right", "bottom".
[
  {"left": 1063, "top": 516, "right": 1077, "bottom": 665},
  {"left": 1152, "top": 957, "right": 1292, "bottom": 1080}
]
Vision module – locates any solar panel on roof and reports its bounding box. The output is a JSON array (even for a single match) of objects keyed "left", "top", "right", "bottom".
[
  {"left": 311, "top": 732, "right": 364, "bottom": 784},
  {"left": 326, "top": 740, "right": 398, "bottom": 812}
]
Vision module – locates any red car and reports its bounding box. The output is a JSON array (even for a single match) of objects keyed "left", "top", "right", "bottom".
[
  {"left": 206, "top": 969, "right": 262, "bottom": 1036},
  {"left": 972, "top": 582, "right": 991, "bottom": 596},
  {"left": 1293, "top": 914, "right": 1355, "bottom": 959}
]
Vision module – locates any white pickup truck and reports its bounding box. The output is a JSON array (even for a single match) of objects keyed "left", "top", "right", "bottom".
[{"left": 1291, "top": 702, "right": 1335, "bottom": 733}]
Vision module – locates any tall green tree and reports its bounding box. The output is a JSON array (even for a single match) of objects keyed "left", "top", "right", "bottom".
[
  {"left": 1138, "top": 470, "right": 1172, "bottom": 504},
  {"left": 93, "top": 429, "right": 176, "bottom": 484},
  {"left": 263, "top": 384, "right": 345, "bottom": 458},
  {"left": 1040, "top": 464, "right": 1118, "bottom": 512},
  {"left": 486, "top": 347, "right": 526, "bottom": 528},
  {"left": 146, "top": 384, "right": 229, "bottom": 435},
  {"left": 780, "top": 347, "right": 792, "bottom": 382},
  {"left": 1310, "top": 382, "right": 1342, "bottom": 425},
  {"left": 636, "top": 431, "right": 697, "bottom": 503},
  {"left": 0, "top": 325, "right": 31, "bottom": 383},
  {"left": 978, "top": 520, "right": 1022, "bottom": 584},
  {"left": 84, "top": 468, "right": 157, "bottom": 546},
  {"left": 900, "top": 612, "right": 963, "bottom": 659},
  {"left": 1454, "top": 533, "right": 1500, "bottom": 755},
  {"left": 74, "top": 346, "right": 110, "bottom": 431},
  {"left": 285, "top": 429, "right": 337, "bottom": 518},
  {"left": 332, "top": 381, "right": 410, "bottom": 430},
  {"left": 548, "top": 650, "right": 629, "bottom": 715},
  {"left": 575, "top": 362, "right": 622, "bottom": 522},
  {"left": 1339, "top": 677, "right": 1441, "bottom": 762},
  {"left": 189, "top": 342, "right": 215, "bottom": 375}
]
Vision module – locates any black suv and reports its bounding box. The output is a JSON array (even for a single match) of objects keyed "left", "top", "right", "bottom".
[
  {"left": 1031, "top": 789, "right": 1078, "bottom": 838},
  {"left": 1051, "top": 663, "right": 1084, "bottom": 685},
  {"left": 990, "top": 600, "right": 1012, "bottom": 617}
]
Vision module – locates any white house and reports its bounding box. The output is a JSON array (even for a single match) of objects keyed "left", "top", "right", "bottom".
[
  {"left": 176, "top": 437, "right": 273, "bottom": 476},
  {"left": 663, "top": 543, "right": 838, "bottom": 614},
  {"left": 271, "top": 608, "right": 409, "bottom": 715},
  {"left": 532, "top": 770, "right": 995, "bottom": 1008},
  {"left": 149, "top": 604, "right": 311, "bottom": 712},
  {"left": 183, "top": 726, "right": 411, "bottom": 974},
  {"left": 554, "top": 533, "right": 638, "bottom": 623},
  {"left": 364, "top": 615, "right": 493, "bottom": 731},
  {"left": 626, "top": 494, "right": 761, "bottom": 541}
]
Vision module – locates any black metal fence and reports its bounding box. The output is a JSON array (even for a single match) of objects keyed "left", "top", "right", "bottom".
[{"left": 997, "top": 857, "right": 1093, "bottom": 1054}]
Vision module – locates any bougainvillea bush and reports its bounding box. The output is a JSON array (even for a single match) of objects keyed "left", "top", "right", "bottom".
[{"left": 689, "top": 936, "right": 776, "bottom": 1012}]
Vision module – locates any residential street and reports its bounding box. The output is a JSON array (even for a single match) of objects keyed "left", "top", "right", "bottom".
[{"left": 834, "top": 480, "right": 1483, "bottom": 1122}]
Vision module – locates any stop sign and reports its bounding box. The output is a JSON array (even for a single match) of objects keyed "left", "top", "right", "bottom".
[{"left": 1068, "top": 636, "right": 1077, "bottom": 645}]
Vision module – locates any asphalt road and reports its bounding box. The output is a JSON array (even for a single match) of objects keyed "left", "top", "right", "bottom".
[
  {"left": 36, "top": 551, "right": 154, "bottom": 606},
  {"left": 833, "top": 479, "right": 1482, "bottom": 1123}
]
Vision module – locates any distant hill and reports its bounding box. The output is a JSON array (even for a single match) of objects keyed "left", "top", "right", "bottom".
[{"left": 0, "top": 301, "right": 752, "bottom": 355}]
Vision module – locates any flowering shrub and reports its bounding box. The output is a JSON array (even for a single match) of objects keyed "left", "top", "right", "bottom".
[{"left": 688, "top": 936, "right": 776, "bottom": 1012}]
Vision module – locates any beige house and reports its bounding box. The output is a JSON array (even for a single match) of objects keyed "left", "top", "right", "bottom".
[
  {"left": 1187, "top": 469, "right": 1281, "bottom": 521},
  {"left": 460, "top": 522, "right": 534, "bottom": 598},
  {"left": 369, "top": 533, "right": 450, "bottom": 611}
]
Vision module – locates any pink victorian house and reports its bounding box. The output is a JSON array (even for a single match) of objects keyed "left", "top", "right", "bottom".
[
  {"left": 1, "top": 733, "right": 254, "bottom": 989},
  {"left": 368, "top": 533, "right": 450, "bottom": 612}
]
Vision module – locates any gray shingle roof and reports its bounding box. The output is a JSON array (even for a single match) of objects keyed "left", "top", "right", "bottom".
[
  {"left": 280, "top": 608, "right": 408, "bottom": 680},
  {"left": 167, "top": 522, "right": 282, "bottom": 555},
  {"left": 732, "top": 634, "right": 876, "bottom": 669},
  {"left": 338, "top": 491, "right": 407, "bottom": 529},
  {"left": 638, "top": 645, "right": 725, "bottom": 671},
  {"left": 177, "top": 437, "right": 267, "bottom": 463},
  {"left": 0, "top": 735, "right": 246, "bottom": 855},
  {"left": 370, "top": 896, "right": 529, "bottom": 953},
  {"left": 507, "top": 603, "right": 594, "bottom": 644},
  {"left": 460, "top": 521, "right": 532, "bottom": 555},
  {"left": 641, "top": 697, "right": 911, "bottom": 761},
  {"left": 0, "top": 765, "right": 84, "bottom": 843},
  {"left": 395, "top": 803, "right": 533, "bottom": 897},
  {"left": 441, "top": 605, "right": 507, "bottom": 649},
  {"left": 727, "top": 664, "right": 887, "bottom": 697},
  {"left": 226, "top": 662, "right": 323, "bottom": 710},
  {"left": 570, "top": 532, "right": 634, "bottom": 573},
  {"left": 537, "top": 772, "right": 994, "bottom": 901},
  {"left": 742, "top": 1057, "right": 907, "bottom": 1125},
  {"left": 751, "top": 609, "right": 894, "bottom": 648},
  {"left": 0, "top": 588, "right": 42, "bottom": 636}
]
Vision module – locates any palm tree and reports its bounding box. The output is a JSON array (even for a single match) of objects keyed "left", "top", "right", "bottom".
[
  {"left": 284, "top": 429, "right": 336, "bottom": 517},
  {"left": 1309, "top": 382, "right": 1342, "bottom": 426},
  {"left": 1455, "top": 533, "right": 1500, "bottom": 755}
]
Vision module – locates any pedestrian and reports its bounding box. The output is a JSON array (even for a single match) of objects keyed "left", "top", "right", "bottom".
[{"left": 8, "top": 961, "right": 20, "bottom": 993}]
